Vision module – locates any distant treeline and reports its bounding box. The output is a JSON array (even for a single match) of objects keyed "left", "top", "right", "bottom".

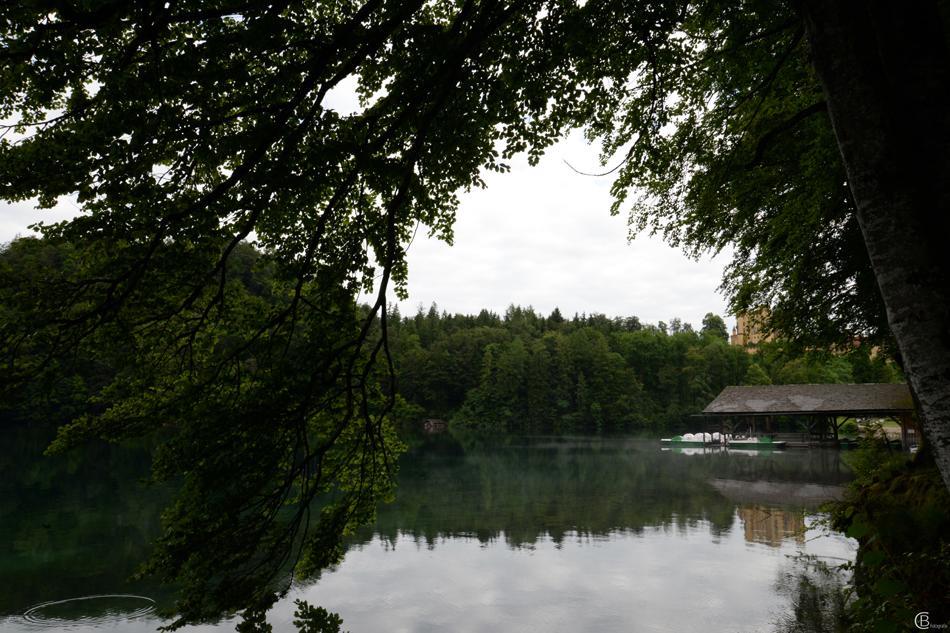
[
  {"left": 388, "top": 304, "right": 900, "bottom": 433},
  {"left": 0, "top": 237, "right": 899, "bottom": 434}
]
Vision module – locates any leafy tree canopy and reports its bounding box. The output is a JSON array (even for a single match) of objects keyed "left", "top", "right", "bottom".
[
  {"left": 0, "top": 0, "right": 921, "bottom": 625},
  {"left": 701, "top": 312, "right": 728, "bottom": 342},
  {"left": 0, "top": 0, "right": 886, "bottom": 349}
]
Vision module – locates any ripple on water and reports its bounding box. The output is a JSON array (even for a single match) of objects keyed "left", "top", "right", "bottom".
[{"left": 22, "top": 595, "right": 155, "bottom": 629}]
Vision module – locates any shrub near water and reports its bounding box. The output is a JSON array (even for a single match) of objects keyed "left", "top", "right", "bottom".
[{"left": 831, "top": 433, "right": 950, "bottom": 631}]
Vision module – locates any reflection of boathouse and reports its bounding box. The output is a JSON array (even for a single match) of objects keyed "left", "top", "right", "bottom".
[
  {"left": 737, "top": 505, "right": 805, "bottom": 547},
  {"left": 710, "top": 478, "right": 839, "bottom": 547}
]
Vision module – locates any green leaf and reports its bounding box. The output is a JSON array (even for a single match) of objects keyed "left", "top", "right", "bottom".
[
  {"left": 862, "top": 550, "right": 887, "bottom": 567},
  {"left": 847, "top": 519, "right": 872, "bottom": 539},
  {"left": 873, "top": 576, "right": 906, "bottom": 598}
]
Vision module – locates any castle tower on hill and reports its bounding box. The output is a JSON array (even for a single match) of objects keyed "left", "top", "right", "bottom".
[{"left": 730, "top": 309, "right": 775, "bottom": 347}]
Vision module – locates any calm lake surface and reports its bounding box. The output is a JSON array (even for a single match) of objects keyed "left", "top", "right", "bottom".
[{"left": 0, "top": 431, "right": 856, "bottom": 632}]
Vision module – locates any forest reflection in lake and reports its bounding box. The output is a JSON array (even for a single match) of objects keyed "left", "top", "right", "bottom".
[{"left": 0, "top": 431, "right": 855, "bottom": 632}]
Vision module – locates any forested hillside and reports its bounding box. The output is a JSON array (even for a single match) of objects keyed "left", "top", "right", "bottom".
[
  {"left": 2, "top": 237, "right": 898, "bottom": 436},
  {"left": 389, "top": 304, "right": 899, "bottom": 433}
]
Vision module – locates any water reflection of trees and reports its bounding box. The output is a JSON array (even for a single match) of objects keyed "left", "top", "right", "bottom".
[
  {"left": 0, "top": 431, "right": 850, "bottom": 616},
  {"left": 773, "top": 556, "right": 851, "bottom": 633},
  {"left": 0, "top": 427, "right": 169, "bottom": 614},
  {"left": 353, "top": 436, "right": 851, "bottom": 550}
]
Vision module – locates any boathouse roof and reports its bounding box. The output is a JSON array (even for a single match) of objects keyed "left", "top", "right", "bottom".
[{"left": 702, "top": 383, "right": 913, "bottom": 417}]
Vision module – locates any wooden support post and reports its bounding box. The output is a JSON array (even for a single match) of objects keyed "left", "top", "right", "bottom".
[{"left": 899, "top": 414, "right": 910, "bottom": 452}]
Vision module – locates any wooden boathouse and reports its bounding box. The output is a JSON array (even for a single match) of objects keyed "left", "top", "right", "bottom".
[{"left": 700, "top": 383, "right": 917, "bottom": 449}]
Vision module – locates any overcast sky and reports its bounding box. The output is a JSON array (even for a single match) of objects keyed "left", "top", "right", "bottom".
[
  {"left": 0, "top": 85, "right": 733, "bottom": 331},
  {"left": 393, "top": 130, "right": 732, "bottom": 329}
]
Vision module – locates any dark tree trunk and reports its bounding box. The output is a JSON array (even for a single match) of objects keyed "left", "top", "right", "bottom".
[{"left": 801, "top": 0, "right": 950, "bottom": 489}]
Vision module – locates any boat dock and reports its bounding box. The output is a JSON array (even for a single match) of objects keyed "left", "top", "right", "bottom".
[{"left": 694, "top": 383, "right": 918, "bottom": 451}]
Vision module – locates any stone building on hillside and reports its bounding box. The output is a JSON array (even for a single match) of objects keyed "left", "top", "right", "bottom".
[{"left": 730, "top": 308, "right": 775, "bottom": 348}]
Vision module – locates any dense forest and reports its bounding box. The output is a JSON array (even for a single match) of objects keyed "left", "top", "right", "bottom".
[
  {"left": 388, "top": 303, "right": 898, "bottom": 433},
  {"left": 2, "top": 237, "right": 898, "bottom": 437}
]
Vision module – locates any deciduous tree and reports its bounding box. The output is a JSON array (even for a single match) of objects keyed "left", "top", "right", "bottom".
[{"left": 3, "top": 0, "right": 949, "bottom": 622}]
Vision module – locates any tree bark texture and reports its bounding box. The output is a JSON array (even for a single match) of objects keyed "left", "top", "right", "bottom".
[{"left": 801, "top": 0, "right": 950, "bottom": 489}]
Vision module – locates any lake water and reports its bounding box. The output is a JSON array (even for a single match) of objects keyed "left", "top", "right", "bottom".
[{"left": 0, "top": 432, "right": 856, "bottom": 632}]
